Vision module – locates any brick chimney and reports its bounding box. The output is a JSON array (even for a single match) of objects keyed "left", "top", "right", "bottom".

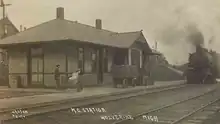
[
  {"left": 95, "top": 19, "right": 102, "bottom": 29},
  {"left": 20, "top": 25, "right": 23, "bottom": 32},
  {"left": 56, "top": 7, "right": 64, "bottom": 19}
]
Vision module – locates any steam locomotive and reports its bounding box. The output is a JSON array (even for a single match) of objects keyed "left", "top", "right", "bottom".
[{"left": 185, "top": 45, "right": 219, "bottom": 84}]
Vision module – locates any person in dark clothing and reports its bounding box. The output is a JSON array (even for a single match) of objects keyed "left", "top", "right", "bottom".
[
  {"left": 54, "top": 65, "right": 60, "bottom": 89},
  {"left": 76, "top": 69, "right": 83, "bottom": 92}
]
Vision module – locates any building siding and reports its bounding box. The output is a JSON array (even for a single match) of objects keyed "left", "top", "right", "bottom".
[
  {"left": 103, "top": 73, "right": 113, "bottom": 84},
  {"left": 8, "top": 49, "right": 28, "bottom": 87},
  {"left": 103, "top": 47, "right": 114, "bottom": 84},
  {"left": 6, "top": 42, "right": 119, "bottom": 88},
  {"left": 66, "top": 45, "right": 78, "bottom": 73},
  {"left": 80, "top": 74, "right": 97, "bottom": 86},
  {"left": 42, "top": 43, "right": 100, "bottom": 87},
  {"left": 44, "top": 45, "right": 66, "bottom": 73},
  {"left": 8, "top": 50, "right": 27, "bottom": 74},
  {"left": 131, "top": 49, "right": 140, "bottom": 67},
  {"left": 43, "top": 44, "right": 66, "bottom": 87},
  {"left": 67, "top": 45, "right": 98, "bottom": 86},
  {"left": 84, "top": 46, "right": 93, "bottom": 73}
]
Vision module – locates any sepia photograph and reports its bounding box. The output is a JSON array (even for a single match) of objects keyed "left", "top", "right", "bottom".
[{"left": 0, "top": 0, "right": 219, "bottom": 123}]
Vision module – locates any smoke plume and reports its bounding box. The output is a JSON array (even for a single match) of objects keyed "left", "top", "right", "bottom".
[
  {"left": 157, "top": 22, "right": 204, "bottom": 47},
  {"left": 184, "top": 23, "right": 204, "bottom": 46},
  {"left": 157, "top": 25, "right": 186, "bottom": 45}
]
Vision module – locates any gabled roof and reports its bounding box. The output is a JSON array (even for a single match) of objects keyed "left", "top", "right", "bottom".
[
  {"left": 109, "top": 31, "right": 143, "bottom": 48},
  {"left": 0, "top": 17, "right": 19, "bottom": 38},
  {"left": 0, "top": 17, "right": 19, "bottom": 31},
  {"left": 0, "top": 18, "right": 149, "bottom": 49}
]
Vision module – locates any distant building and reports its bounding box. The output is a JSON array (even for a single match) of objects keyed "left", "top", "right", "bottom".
[
  {"left": 0, "top": 17, "right": 19, "bottom": 39},
  {"left": 0, "top": 7, "right": 155, "bottom": 88},
  {"left": 0, "top": 17, "right": 19, "bottom": 86},
  {"left": 0, "top": 17, "right": 19, "bottom": 59},
  {"left": 149, "top": 49, "right": 168, "bottom": 65}
]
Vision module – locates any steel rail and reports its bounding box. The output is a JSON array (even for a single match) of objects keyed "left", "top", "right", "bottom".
[
  {"left": 1, "top": 84, "right": 187, "bottom": 121},
  {"left": 113, "top": 87, "right": 217, "bottom": 124},
  {"left": 171, "top": 98, "right": 220, "bottom": 124}
]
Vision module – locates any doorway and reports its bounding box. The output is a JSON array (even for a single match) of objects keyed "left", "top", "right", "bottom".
[
  {"left": 30, "top": 47, "right": 44, "bottom": 86},
  {"left": 31, "top": 57, "right": 43, "bottom": 84}
]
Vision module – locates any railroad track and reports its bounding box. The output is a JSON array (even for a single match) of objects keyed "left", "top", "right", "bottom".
[
  {"left": 199, "top": 102, "right": 220, "bottom": 124},
  {"left": 113, "top": 85, "right": 220, "bottom": 124},
  {"left": 2, "top": 84, "right": 218, "bottom": 124},
  {"left": 176, "top": 99, "right": 220, "bottom": 124},
  {"left": 0, "top": 84, "right": 187, "bottom": 121}
]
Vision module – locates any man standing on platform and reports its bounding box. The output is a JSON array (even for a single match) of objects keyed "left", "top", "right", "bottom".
[
  {"left": 54, "top": 64, "right": 60, "bottom": 89},
  {"left": 76, "top": 69, "right": 83, "bottom": 92}
]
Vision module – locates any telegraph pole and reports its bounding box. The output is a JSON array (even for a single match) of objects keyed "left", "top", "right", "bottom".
[
  {"left": 0, "top": 0, "right": 11, "bottom": 38},
  {"left": 0, "top": 0, "right": 11, "bottom": 19},
  {"left": 155, "top": 41, "right": 158, "bottom": 50}
]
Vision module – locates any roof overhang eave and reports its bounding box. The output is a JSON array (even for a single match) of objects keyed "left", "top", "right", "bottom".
[
  {"left": 0, "top": 39, "right": 129, "bottom": 49},
  {"left": 146, "top": 52, "right": 161, "bottom": 56}
]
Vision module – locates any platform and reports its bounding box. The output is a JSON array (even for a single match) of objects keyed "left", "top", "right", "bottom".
[{"left": 0, "top": 80, "right": 184, "bottom": 111}]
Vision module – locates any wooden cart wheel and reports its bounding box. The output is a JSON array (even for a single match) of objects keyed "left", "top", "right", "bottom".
[{"left": 122, "top": 78, "right": 128, "bottom": 88}]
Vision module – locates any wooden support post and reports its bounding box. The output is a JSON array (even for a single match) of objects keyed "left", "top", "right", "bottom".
[
  {"left": 128, "top": 49, "right": 131, "bottom": 65},
  {"left": 140, "top": 50, "right": 142, "bottom": 68}
]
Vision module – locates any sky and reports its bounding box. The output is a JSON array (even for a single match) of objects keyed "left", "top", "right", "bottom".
[{"left": 3, "top": 0, "right": 220, "bottom": 65}]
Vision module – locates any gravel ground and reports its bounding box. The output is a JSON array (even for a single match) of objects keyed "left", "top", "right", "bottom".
[{"left": 200, "top": 102, "right": 220, "bottom": 124}]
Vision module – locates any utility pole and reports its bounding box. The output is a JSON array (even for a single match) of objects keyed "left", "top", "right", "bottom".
[
  {"left": 0, "top": 0, "right": 11, "bottom": 19},
  {"left": 155, "top": 41, "right": 158, "bottom": 50},
  {"left": 208, "top": 36, "right": 214, "bottom": 51},
  {"left": 0, "top": 0, "right": 11, "bottom": 38}
]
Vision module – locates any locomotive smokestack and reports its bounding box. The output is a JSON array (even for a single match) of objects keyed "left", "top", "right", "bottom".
[
  {"left": 196, "top": 45, "right": 199, "bottom": 52},
  {"left": 195, "top": 44, "right": 203, "bottom": 54},
  {"left": 186, "top": 24, "right": 204, "bottom": 47}
]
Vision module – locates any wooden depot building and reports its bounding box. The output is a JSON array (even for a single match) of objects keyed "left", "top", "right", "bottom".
[{"left": 0, "top": 7, "right": 154, "bottom": 88}]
